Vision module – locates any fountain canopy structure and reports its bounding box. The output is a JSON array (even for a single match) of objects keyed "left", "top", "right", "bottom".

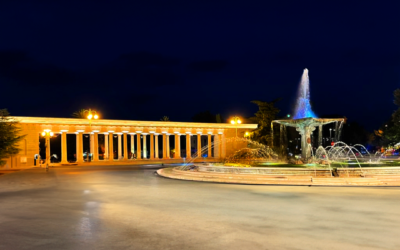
[{"left": 273, "top": 69, "right": 344, "bottom": 160}]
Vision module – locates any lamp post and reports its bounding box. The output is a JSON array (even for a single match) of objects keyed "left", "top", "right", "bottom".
[
  {"left": 85, "top": 109, "right": 99, "bottom": 128},
  {"left": 41, "top": 129, "right": 54, "bottom": 170},
  {"left": 329, "top": 128, "right": 332, "bottom": 141},
  {"left": 230, "top": 116, "right": 242, "bottom": 138},
  {"left": 84, "top": 109, "right": 99, "bottom": 162},
  {"left": 244, "top": 132, "right": 251, "bottom": 147}
]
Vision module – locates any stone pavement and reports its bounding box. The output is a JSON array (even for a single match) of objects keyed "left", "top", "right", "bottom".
[{"left": 0, "top": 165, "right": 400, "bottom": 250}]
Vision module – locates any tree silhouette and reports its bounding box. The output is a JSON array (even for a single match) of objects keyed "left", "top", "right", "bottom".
[
  {"left": 160, "top": 116, "right": 170, "bottom": 121},
  {"left": 0, "top": 109, "right": 26, "bottom": 166},
  {"left": 248, "top": 99, "right": 280, "bottom": 146},
  {"left": 71, "top": 109, "right": 87, "bottom": 118}
]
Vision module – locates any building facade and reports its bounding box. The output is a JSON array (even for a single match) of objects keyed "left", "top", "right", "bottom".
[{"left": 3, "top": 117, "right": 257, "bottom": 168}]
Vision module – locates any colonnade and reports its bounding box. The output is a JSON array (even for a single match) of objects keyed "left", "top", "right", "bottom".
[
  {"left": 57, "top": 131, "right": 221, "bottom": 163},
  {"left": 14, "top": 116, "right": 256, "bottom": 168}
]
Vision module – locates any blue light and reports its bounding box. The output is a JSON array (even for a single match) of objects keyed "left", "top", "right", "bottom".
[
  {"left": 293, "top": 98, "right": 316, "bottom": 119},
  {"left": 293, "top": 68, "right": 317, "bottom": 119}
]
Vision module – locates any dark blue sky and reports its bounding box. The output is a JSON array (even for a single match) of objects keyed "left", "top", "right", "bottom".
[{"left": 1, "top": 0, "right": 399, "bottom": 130}]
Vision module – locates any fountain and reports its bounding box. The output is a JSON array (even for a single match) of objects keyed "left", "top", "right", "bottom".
[
  {"left": 182, "top": 136, "right": 277, "bottom": 167},
  {"left": 293, "top": 69, "right": 316, "bottom": 119},
  {"left": 224, "top": 145, "right": 278, "bottom": 165},
  {"left": 157, "top": 68, "right": 400, "bottom": 186},
  {"left": 272, "top": 69, "right": 344, "bottom": 160}
]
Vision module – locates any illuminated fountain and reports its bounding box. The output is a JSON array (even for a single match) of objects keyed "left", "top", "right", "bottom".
[
  {"left": 157, "top": 68, "right": 400, "bottom": 186},
  {"left": 183, "top": 137, "right": 277, "bottom": 167},
  {"left": 293, "top": 69, "right": 316, "bottom": 119},
  {"left": 224, "top": 142, "right": 278, "bottom": 165},
  {"left": 272, "top": 69, "right": 344, "bottom": 161}
]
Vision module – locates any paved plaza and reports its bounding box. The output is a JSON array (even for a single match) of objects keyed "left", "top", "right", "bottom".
[{"left": 0, "top": 166, "right": 400, "bottom": 250}]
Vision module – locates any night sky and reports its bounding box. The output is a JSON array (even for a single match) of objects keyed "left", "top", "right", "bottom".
[{"left": 1, "top": 1, "right": 400, "bottom": 130}]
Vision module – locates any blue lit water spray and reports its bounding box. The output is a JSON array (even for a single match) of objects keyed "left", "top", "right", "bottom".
[{"left": 293, "top": 68, "right": 317, "bottom": 119}]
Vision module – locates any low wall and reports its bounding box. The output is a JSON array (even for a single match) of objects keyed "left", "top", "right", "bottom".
[
  {"left": 182, "top": 164, "right": 332, "bottom": 177},
  {"left": 337, "top": 167, "right": 400, "bottom": 177}
]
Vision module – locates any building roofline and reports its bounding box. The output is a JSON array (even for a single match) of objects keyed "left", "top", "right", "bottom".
[{"left": 11, "top": 116, "right": 258, "bottom": 129}]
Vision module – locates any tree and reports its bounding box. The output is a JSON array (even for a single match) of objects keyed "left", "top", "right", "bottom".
[
  {"left": 248, "top": 99, "right": 280, "bottom": 146},
  {"left": 160, "top": 116, "right": 170, "bottom": 121},
  {"left": 394, "top": 89, "right": 400, "bottom": 106},
  {"left": 378, "top": 89, "right": 400, "bottom": 145},
  {"left": 379, "top": 111, "right": 400, "bottom": 145},
  {"left": 0, "top": 109, "right": 26, "bottom": 166},
  {"left": 72, "top": 109, "right": 87, "bottom": 118},
  {"left": 216, "top": 114, "right": 222, "bottom": 123}
]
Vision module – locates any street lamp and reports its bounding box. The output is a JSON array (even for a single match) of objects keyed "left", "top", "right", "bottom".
[
  {"left": 84, "top": 109, "right": 99, "bottom": 127},
  {"left": 84, "top": 109, "right": 99, "bottom": 162},
  {"left": 41, "top": 129, "right": 54, "bottom": 169},
  {"left": 230, "top": 116, "right": 242, "bottom": 137},
  {"left": 329, "top": 128, "right": 332, "bottom": 141}
]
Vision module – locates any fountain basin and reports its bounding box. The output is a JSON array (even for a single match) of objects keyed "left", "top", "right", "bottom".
[
  {"left": 182, "top": 163, "right": 332, "bottom": 177},
  {"left": 337, "top": 167, "right": 400, "bottom": 177},
  {"left": 157, "top": 163, "right": 400, "bottom": 186}
]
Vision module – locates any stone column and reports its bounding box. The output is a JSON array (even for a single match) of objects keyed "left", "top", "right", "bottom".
[
  {"left": 334, "top": 121, "right": 339, "bottom": 141},
  {"left": 150, "top": 133, "right": 154, "bottom": 160},
  {"left": 142, "top": 134, "right": 148, "bottom": 159},
  {"left": 280, "top": 125, "right": 284, "bottom": 155},
  {"left": 123, "top": 133, "right": 128, "bottom": 160},
  {"left": 137, "top": 133, "right": 142, "bottom": 159},
  {"left": 218, "top": 134, "right": 222, "bottom": 159},
  {"left": 76, "top": 132, "right": 84, "bottom": 163},
  {"left": 186, "top": 133, "right": 191, "bottom": 159},
  {"left": 90, "top": 134, "right": 94, "bottom": 161},
  {"left": 221, "top": 133, "right": 226, "bottom": 158},
  {"left": 162, "top": 134, "right": 167, "bottom": 159},
  {"left": 104, "top": 133, "right": 109, "bottom": 160},
  {"left": 208, "top": 134, "right": 212, "bottom": 158},
  {"left": 318, "top": 125, "right": 323, "bottom": 146},
  {"left": 118, "top": 134, "right": 122, "bottom": 160},
  {"left": 166, "top": 134, "right": 170, "bottom": 158},
  {"left": 109, "top": 133, "right": 114, "bottom": 161},
  {"left": 174, "top": 133, "right": 180, "bottom": 158},
  {"left": 214, "top": 134, "right": 219, "bottom": 158},
  {"left": 61, "top": 132, "right": 68, "bottom": 163},
  {"left": 297, "top": 126, "right": 316, "bottom": 160},
  {"left": 214, "top": 134, "right": 219, "bottom": 159},
  {"left": 46, "top": 135, "right": 50, "bottom": 165},
  {"left": 155, "top": 134, "right": 159, "bottom": 159},
  {"left": 130, "top": 133, "right": 135, "bottom": 159},
  {"left": 197, "top": 133, "right": 202, "bottom": 158},
  {"left": 93, "top": 132, "right": 99, "bottom": 161}
]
